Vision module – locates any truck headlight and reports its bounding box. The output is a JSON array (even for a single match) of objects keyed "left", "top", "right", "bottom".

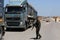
[{"left": 20, "top": 22, "right": 23, "bottom": 25}]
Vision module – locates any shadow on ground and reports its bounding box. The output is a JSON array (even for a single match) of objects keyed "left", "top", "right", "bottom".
[
  {"left": 1, "top": 38, "right": 4, "bottom": 40},
  {"left": 5, "top": 28, "right": 26, "bottom": 32},
  {"left": 30, "top": 38, "right": 41, "bottom": 40},
  {"left": 5, "top": 26, "right": 32, "bottom": 32}
]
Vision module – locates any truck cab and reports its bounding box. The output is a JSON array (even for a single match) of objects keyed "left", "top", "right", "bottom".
[
  {"left": 4, "top": 2, "right": 37, "bottom": 30},
  {"left": 5, "top": 5, "right": 26, "bottom": 29}
]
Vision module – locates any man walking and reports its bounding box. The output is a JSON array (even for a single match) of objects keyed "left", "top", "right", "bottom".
[{"left": 33, "top": 17, "right": 41, "bottom": 39}]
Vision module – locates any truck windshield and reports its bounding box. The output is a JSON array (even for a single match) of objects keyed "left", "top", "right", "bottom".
[{"left": 7, "top": 7, "right": 25, "bottom": 12}]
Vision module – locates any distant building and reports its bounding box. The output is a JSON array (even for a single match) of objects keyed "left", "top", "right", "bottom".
[
  {"left": 57, "top": 17, "right": 60, "bottom": 22},
  {"left": 38, "top": 16, "right": 43, "bottom": 20},
  {"left": 38, "top": 16, "right": 55, "bottom": 22},
  {"left": 51, "top": 16, "right": 60, "bottom": 22}
]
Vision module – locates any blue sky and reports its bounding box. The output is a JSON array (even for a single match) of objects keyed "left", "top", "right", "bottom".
[{"left": 4, "top": 0, "right": 60, "bottom": 16}]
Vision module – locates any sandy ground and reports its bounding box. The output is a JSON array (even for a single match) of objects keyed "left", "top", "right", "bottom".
[{"left": 2, "top": 21, "right": 60, "bottom": 40}]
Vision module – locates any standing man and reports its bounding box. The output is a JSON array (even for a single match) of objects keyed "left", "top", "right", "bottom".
[{"left": 33, "top": 17, "right": 41, "bottom": 39}]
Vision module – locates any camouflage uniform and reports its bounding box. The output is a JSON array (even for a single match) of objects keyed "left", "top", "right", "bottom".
[{"left": 33, "top": 19, "right": 41, "bottom": 39}]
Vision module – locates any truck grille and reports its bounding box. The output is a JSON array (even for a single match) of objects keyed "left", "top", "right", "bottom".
[
  {"left": 7, "top": 22, "right": 20, "bottom": 26},
  {"left": 6, "top": 17, "right": 20, "bottom": 20}
]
